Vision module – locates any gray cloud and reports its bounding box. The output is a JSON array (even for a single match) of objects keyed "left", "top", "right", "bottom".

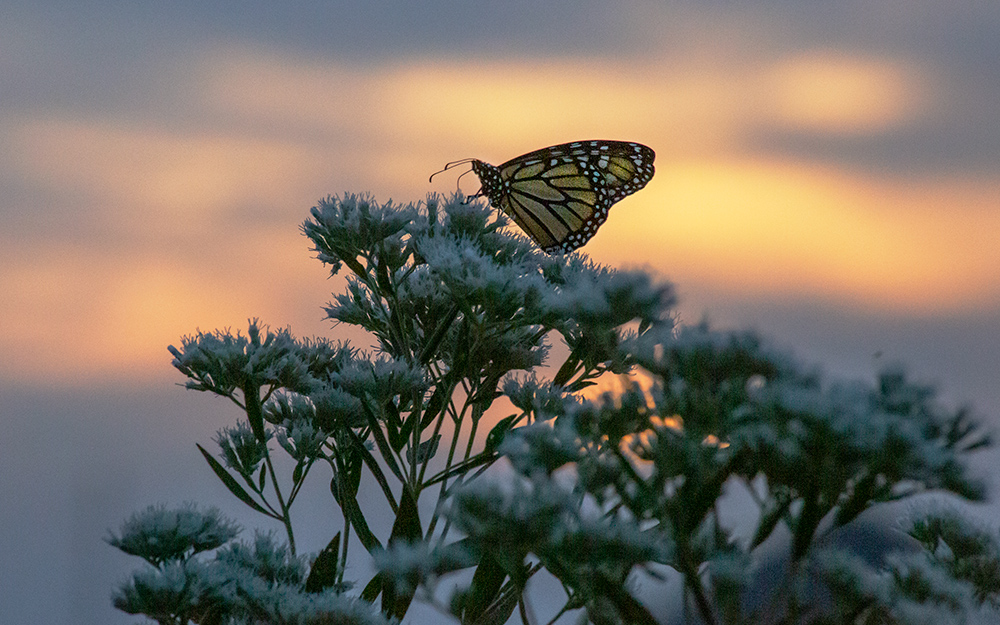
[{"left": 6, "top": 2, "right": 1000, "bottom": 176}]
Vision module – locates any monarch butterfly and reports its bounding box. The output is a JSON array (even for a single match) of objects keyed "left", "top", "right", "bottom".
[{"left": 431, "top": 140, "right": 655, "bottom": 253}]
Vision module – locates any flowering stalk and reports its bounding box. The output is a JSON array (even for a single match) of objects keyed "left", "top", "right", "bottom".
[{"left": 110, "top": 194, "right": 999, "bottom": 625}]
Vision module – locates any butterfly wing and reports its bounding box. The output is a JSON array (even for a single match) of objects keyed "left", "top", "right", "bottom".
[{"left": 473, "top": 140, "right": 655, "bottom": 253}]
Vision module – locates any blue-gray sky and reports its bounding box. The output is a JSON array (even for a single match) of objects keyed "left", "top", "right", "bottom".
[{"left": 2, "top": 2, "right": 999, "bottom": 623}]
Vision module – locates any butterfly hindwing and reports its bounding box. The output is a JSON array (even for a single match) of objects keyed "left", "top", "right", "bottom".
[{"left": 470, "top": 140, "right": 655, "bottom": 253}]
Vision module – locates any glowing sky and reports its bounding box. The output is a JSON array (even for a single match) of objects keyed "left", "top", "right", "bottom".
[
  {"left": 2, "top": 3, "right": 999, "bottom": 623},
  {"left": 2, "top": 3, "right": 999, "bottom": 386}
]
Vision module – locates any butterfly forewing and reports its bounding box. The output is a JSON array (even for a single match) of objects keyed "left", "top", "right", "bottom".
[{"left": 471, "top": 140, "right": 655, "bottom": 253}]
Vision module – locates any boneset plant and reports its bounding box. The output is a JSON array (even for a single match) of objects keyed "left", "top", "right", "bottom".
[{"left": 110, "top": 194, "right": 1000, "bottom": 625}]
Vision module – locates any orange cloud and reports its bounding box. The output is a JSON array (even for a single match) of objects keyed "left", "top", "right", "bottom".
[
  {"left": 593, "top": 158, "right": 1000, "bottom": 314},
  {"left": 0, "top": 230, "right": 335, "bottom": 386},
  {"left": 761, "top": 51, "right": 928, "bottom": 134},
  {"left": 192, "top": 46, "right": 935, "bottom": 191},
  {"left": 13, "top": 117, "right": 330, "bottom": 237}
]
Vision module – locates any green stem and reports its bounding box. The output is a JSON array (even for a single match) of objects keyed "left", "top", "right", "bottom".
[
  {"left": 346, "top": 427, "right": 399, "bottom": 514},
  {"left": 287, "top": 457, "right": 316, "bottom": 506},
  {"left": 338, "top": 513, "right": 350, "bottom": 587},
  {"left": 426, "top": 395, "right": 465, "bottom": 537},
  {"left": 418, "top": 391, "right": 449, "bottom": 485},
  {"left": 264, "top": 451, "right": 296, "bottom": 555},
  {"left": 677, "top": 538, "right": 716, "bottom": 625},
  {"left": 244, "top": 383, "right": 296, "bottom": 554},
  {"left": 435, "top": 400, "right": 486, "bottom": 542}
]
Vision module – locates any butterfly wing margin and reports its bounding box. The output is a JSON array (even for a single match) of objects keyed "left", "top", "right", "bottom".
[
  {"left": 583, "top": 142, "right": 656, "bottom": 204},
  {"left": 499, "top": 140, "right": 654, "bottom": 206}
]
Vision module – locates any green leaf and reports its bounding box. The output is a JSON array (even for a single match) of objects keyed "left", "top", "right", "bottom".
[
  {"left": 396, "top": 400, "right": 418, "bottom": 453},
  {"left": 347, "top": 427, "right": 399, "bottom": 513},
  {"left": 420, "top": 382, "right": 450, "bottom": 428},
  {"left": 292, "top": 460, "right": 304, "bottom": 486},
  {"left": 359, "top": 401, "right": 405, "bottom": 484},
  {"left": 552, "top": 343, "right": 583, "bottom": 387},
  {"left": 190, "top": 601, "right": 227, "bottom": 625},
  {"left": 384, "top": 399, "right": 405, "bottom": 453},
  {"left": 342, "top": 254, "right": 367, "bottom": 278},
  {"left": 330, "top": 471, "right": 342, "bottom": 508},
  {"left": 469, "top": 372, "right": 503, "bottom": 408},
  {"left": 464, "top": 552, "right": 507, "bottom": 624},
  {"left": 418, "top": 304, "right": 460, "bottom": 365},
  {"left": 592, "top": 572, "right": 660, "bottom": 625},
  {"left": 834, "top": 472, "right": 875, "bottom": 528},
  {"left": 257, "top": 463, "right": 267, "bottom": 491},
  {"left": 330, "top": 477, "right": 382, "bottom": 554},
  {"left": 424, "top": 452, "right": 495, "bottom": 488},
  {"left": 361, "top": 572, "right": 383, "bottom": 603},
  {"left": 792, "top": 484, "right": 823, "bottom": 561},
  {"left": 471, "top": 584, "right": 521, "bottom": 625},
  {"left": 408, "top": 435, "right": 441, "bottom": 465},
  {"left": 383, "top": 485, "right": 422, "bottom": 618},
  {"left": 751, "top": 489, "right": 793, "bottom": 550},
  {"left": 484, "top": 414, "right": 517, "bottom": 454},
  {"left": 197, "top": 444, "right": 272, "bottom": 517},
  {"left": 494, "top": 553, "right": 532, "bottom": 590},
  {"left": 464, "top": 569, "right": 540, "bottom": 625},
  {"left": 243, "top": 383, "right": 267, "bottom": 443},
  {"left": 564, "top": 379, "right": 597, "bottom": 392},
  {"left": 452, "top": 318, "right": 471, "bottom": 374},
  {"left": 375, "top": 251, "right": 393, "bottom": 293},
  {"left": 389, "top": 484, "right": 422, "bottom": 544},
  {"left": 305, "top": 532, "right": 341, "bottom": 593},
  {"left": 346, "top": 451, "right": 363, "bottom": 497},
  {"left": 436, "top": 537, "right": 480, "bottom": 572}
]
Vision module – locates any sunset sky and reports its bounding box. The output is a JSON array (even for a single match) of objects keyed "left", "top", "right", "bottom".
[{"left": 2, "top": 2, "right": 999, "bottom": 623}]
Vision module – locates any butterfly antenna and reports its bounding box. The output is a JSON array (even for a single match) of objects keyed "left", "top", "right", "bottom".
[{"left": 429, "top": 158, "right": 476, "bottom": 183}]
